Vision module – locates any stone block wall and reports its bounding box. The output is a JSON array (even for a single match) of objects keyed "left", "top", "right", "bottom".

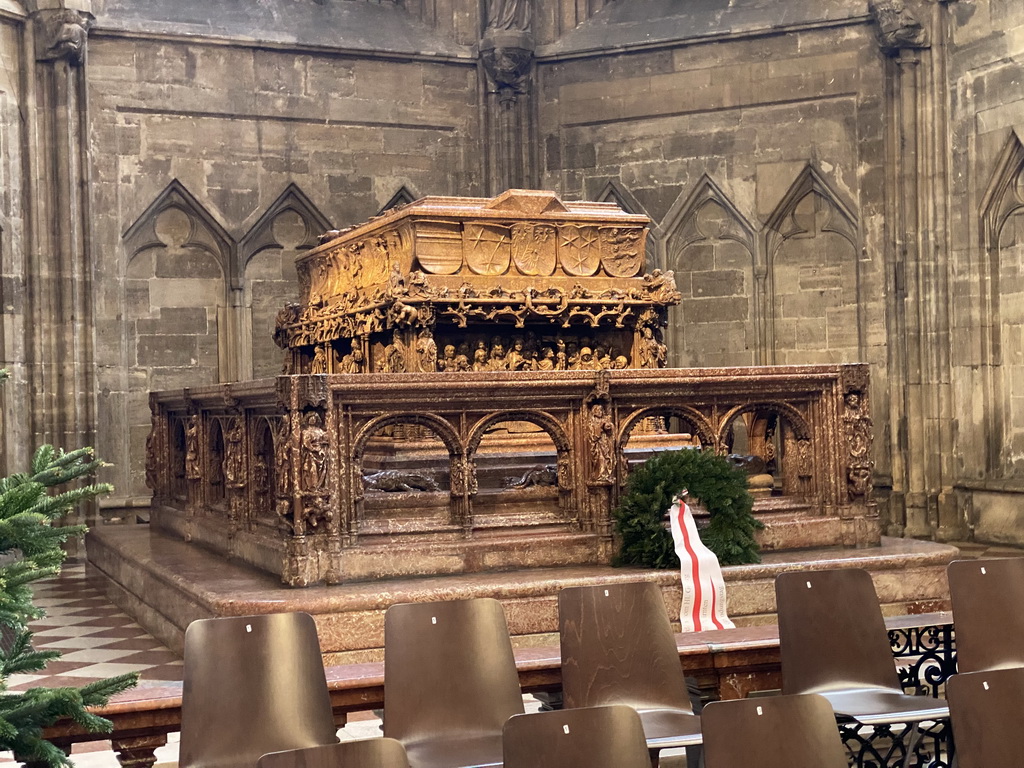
[
  {"left": 536, "top": 16, "right": 894, "bottom": 520},
  {"left": 946, "top": 0, "right": 1024, "bottom": 542},
  {"left": 84, "top": 15, "right": 480, "bottom": 503},
  {"left": 0, "top": 12, "right": 28, "bottom": 475}
]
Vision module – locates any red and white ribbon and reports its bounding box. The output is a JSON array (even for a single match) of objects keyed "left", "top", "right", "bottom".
[{"left": 669, "top": 496, "right": 734, "bottom": 632}]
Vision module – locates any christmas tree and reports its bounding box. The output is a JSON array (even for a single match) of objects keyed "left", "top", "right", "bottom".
[{"left": 0, "top": 373, "right": 138, "bottom": 765}]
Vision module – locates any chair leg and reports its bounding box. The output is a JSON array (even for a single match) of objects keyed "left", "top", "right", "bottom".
[
  {"left": 901, "top": 723, "right": 921, "bottom": 768},
  {"left": 648, "top": 747, "right": 660, "bottom": 768}
]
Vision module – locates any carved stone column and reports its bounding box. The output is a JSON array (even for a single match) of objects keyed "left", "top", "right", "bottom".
[
  {"left": 24, "top": 5, "right": 96, "bottom": 472},
  {"left": 480, "top": 0, "right": 537, "bottom": 193},
  {"left": 874, "top": 0, "right": 960, "bottom": 539}
]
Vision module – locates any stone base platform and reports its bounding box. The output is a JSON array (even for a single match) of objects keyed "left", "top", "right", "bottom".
[{"left": 86, "top": 525, "right": 958, "bottom": 665}]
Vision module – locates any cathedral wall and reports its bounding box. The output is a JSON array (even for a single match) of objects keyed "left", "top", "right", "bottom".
[
  {"left": 0, "top": 13, "right": 29, "bottom": 476},
  {"left": 83, "top": 29, "right": 481, "bottom": 503},
  {"left": 536, "top": 21, "right": 895, "bottom": 517},
  {"left": 946, "top": 0, "right": 1024, "bottom": 542}
]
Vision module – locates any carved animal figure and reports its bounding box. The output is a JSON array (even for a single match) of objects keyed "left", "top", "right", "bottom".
[
  {"left": 363, "top": 470, "right": 440, "bottom": 493},
  {"left": 502, "top": 464, "right": 558, "bottom": 489}
]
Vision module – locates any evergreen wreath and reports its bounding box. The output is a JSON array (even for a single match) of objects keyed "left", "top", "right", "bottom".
[{"left": 613, "top": 448, "right": 763, "bottom": 567}]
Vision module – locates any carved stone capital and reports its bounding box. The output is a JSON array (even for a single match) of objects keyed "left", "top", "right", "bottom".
[
  {"left": 481, "top": 30, "right": 534, "bottom": 107},
  {"left": 33, "top": 8, "right": 93, "bottom": 65},
  {"left": 868, "top": 0, "right": 928, "bottom": 55}
]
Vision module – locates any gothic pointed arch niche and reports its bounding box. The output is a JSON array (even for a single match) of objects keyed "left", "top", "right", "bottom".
[
  {"left": 662, "top": 175, "right": 758, "bottom": 367},
  {"left": 979, "top": 129, "right": 1024, "bottom": 471},
  {"left": 122, "top": 182, "right": 233, "bottom": 494},
  {"left": 377, "top": 184, "right": 420, "bottom": 215},
  {"left": 240, "top": 184, "right": 333, "bottom": 379},
  {"left": 763, "top": 165, "right": 861, "bottom": 366},
  {"left": 595, "top": 179, "right": 661, "bottom": 270}
]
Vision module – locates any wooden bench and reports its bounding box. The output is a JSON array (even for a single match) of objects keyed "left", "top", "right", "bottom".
[{"left": 33, "top": 612, "right": 953, "bottom": 768}]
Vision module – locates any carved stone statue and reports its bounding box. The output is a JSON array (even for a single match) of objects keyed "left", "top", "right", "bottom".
[
  {"left": 300, "top": 412, "right": 328, "bottom": 493},
  {"left": 339, "top": 341, "right": 366, "bottom": 374},
  {"left": 185, "top": 416, "right": 201, "bottom": 481},
  {"left": 486, "top": 0, "right": 532, "bottom": 31},
  {"left": 869, "top": 0, "right": 928, "bottom": 54},
  {"left": 35, "top": 9, "right": 93, "bottom": 66},
  {"left": 224, "top": 418, "right": 245, "bottom": 489},
  {"left": 415, "top": 329, "right": 438, "bottom": 373},
  {"left": 310, "top": 345, "right": 329, "bottom": 374},
  {"left": 588, "top": 403, "right": 614, "bottom": 482}
]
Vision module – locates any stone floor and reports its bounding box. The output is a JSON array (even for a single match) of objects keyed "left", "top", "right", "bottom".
[{"left": 3, "top": 539, "right": 1023, "bottom": 768}]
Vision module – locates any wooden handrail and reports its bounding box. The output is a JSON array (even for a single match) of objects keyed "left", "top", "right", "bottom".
[{"left": 34, "top": 612, "right": 953, "bottom": 768}]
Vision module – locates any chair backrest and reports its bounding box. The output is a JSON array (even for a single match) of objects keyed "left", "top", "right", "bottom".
[
  {"left": 503, "top": 705, "right": 651, "bottom": 768},
  {"left": 258, "top": 738, "right": 409, "bottom": 768},
  {"left": 180, "top": 612, "right": 338, "bottom": 768},
  {"left": 383, "top": 597, "right": 524, "bottom": 743},
  {"left": 701, "top": 694, "right": 849, "bottom": 768},
  {"left": 947, "top": 557, "right": 1024, "bottom": 673},
  {"left": 947, "top": 667, "right": 1024, "bottom": 768},
  {"left": 775, "top": 568, "right": 901, "bottom": 695},
  {"left": 559, "top": 581, "right": 692, "bottom": 711}
]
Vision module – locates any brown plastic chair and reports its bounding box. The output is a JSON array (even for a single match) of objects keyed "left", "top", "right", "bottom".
[
  {"left": 947, "top": 666, "right": 1024, "bottom": 768},
  {"left": 775, "top": 569, "right": 949, "bottom": 767},
  {"left": 180, "top": 612, "right": 339, "bottom": 768},
  {"left": 503, "top": 705, "right": 651, "bottom": 768},
  {"left": 947, "top": 557, "right": 1024, "bottom": 673},
  {"left": 258, "top": 739, "right": 410, "bottom": 768},
  {"left": 701, "top": 693, "right": 849, "bottom": 768},
  {"left": 558, "top": 581, "right": 702, "bottom": 752},
  {"left": 384, "top": 598, "right": 525, "bottom": 768}
]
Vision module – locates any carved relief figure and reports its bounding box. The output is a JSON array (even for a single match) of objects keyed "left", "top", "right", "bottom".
[
  {"left": 310, "top": 345, "right": 329, "bottom": 374},
  {"left": 638, "top": 326, "right": 668, "bottom": 369},
  {"left": 339, "top": 341, "right": 365, "bottom": 374},
  {"left": 379, "top": 329, "right": 406, "bottom": 373},
  {"left": 300, "top": 412, "right": 329, "bottom": 493},
  {"left": 843, "top": 391, "right": 872, "bottom": 459},
  {"left": 224, "top": 417, "right": 245, "bottom": 489},
  {"left": 185, "top": 416, "right": 201, "bottom": 481},
  {"left": 588, "top": 403, "right": 615, "bottom": 482},
  {"left": 415, "top": 329, "right": 438, "bottom": 372}
]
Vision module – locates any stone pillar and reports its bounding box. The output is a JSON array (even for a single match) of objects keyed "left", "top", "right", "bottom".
[
  {"left": 873, "top": 0, "right": 961, "bottom": 539},
  {"left": 24, "top": 3, "right": 95, "bottom": 463},
  {"left": 480, "top": 0, "right": 537, "bottom": 193}
]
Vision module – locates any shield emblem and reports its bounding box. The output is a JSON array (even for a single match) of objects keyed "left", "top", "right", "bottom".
[
  {"left": 413, "top": 220, "right": 463, "bottom": 275},
  {"left": 557, "top": 225, "right": 601, "bottom": 276},
  {"left": 464, "top": 223, "right": 512, "bottom": 276},
  {"left": 511, "top": 223, "right": 556, "bottom": 276},
  {"left": 599, "top": 226, "right": 644, "bottom": 277}
]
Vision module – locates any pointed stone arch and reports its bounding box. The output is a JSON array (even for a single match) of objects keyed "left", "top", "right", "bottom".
[
  {"left": 595, "top": 179, "right": 661, "bottom": 268},
  {"left": 239, "top": 184, "right": 333, "bottom": 269},
  {"left": 240, "top": 185, "right": 332, "bottom": 380},
  {"left": 663, "top": 174, "right": 756, "bottom": 260},
  {"left": 377, "top": 184, "right": 420, "bottom": 215},
  {"left": 981, "top": 129, "right": 1024, "bottom": 253},
  {"left": 123, "top": 179, "right": 233, "bottom": 277},
  {"left": 979, "top": 129, "right": 1024, "bottom": 470},
  {"left": 763, "top": 165, "right": 861, "bottom": 365},
  {"left": 763, "top": 165, "right": 858, "bottom": 261},
  {"left": 659, "top": 176, "right": 759, "bottom": 368}
]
